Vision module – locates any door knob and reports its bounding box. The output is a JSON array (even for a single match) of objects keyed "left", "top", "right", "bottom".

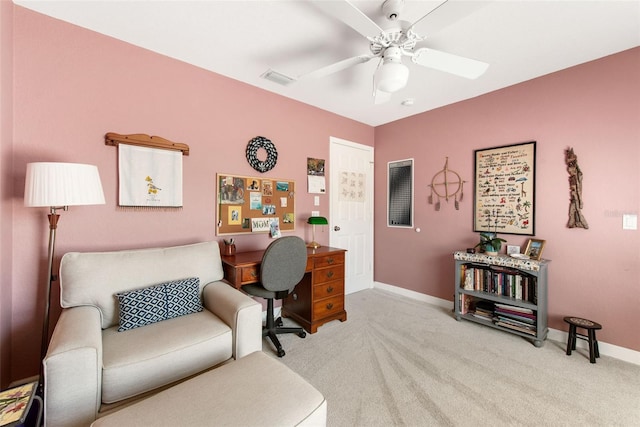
[{"left": 334, "top": 226, "right": 341, "bottom": 231}]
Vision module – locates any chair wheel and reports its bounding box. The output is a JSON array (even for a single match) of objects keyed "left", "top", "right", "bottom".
[
  {"left": 277, "top": 348, "right": 286, "bottom": 357},
  {"left": 275, "top": 318, "right": 283, "bottom": 327},
  {"left": 298, "top": 331, "right": 306, "bottom": 338}
]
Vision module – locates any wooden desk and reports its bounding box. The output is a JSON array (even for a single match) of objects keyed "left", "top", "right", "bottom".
[{"left": 221, "top": 246, "right": 347, "bottom": 333}]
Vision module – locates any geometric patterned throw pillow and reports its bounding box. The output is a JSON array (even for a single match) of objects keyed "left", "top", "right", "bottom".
[
  {"left": 166, "top": 277, "right": 203, "bottom": 319},
  {"left": 116, "top": 284, "right": 167, "bottom": 332},
  {"left": 115, "top": 277, "right": 203, "bottom": 332}
]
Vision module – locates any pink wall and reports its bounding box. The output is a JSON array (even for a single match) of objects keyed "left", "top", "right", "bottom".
[
  {"left": 7, "top": 6, "right": 373, "bottom": 382},
  {"left": 375, "top": 47, "right": 640, "bottom": 352},
  {"left": 3, "top": 4, "right": 638, "bottom": 385},
  {"left": 0, "top": 0, "right": 15, "bottom": 389}
]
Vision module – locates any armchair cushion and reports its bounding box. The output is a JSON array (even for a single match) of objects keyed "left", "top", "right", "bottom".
[
  {"left": 116, "top": 277, "right": 203, "bottom": 331},
  {"left": 102, "top": 309, "right": 231, "bottom": 403}
]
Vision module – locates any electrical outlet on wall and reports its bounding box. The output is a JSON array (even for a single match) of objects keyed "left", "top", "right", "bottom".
[
  {"left": 311, "top": 211, "right": 320, "bottom": 217},
  {"left": 314, "top": 196, "right": 320, "bottom": 206}
]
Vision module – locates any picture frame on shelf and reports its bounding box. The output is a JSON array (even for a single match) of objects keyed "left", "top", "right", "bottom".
[
  {"left": 524, "top": 239, "right": 546, "bottom": 260},
  {"left": 506, "top": 245, "right": 521, "bottom": 255}
]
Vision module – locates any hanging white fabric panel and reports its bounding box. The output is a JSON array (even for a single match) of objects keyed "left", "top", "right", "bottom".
[{"left": 118, "top": 144, "right": 183, "bottom": 207}]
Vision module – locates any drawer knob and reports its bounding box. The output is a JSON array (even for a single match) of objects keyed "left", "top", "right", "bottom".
[
  {"left": 326, "top": 303, "right": 334, "bottom": 310},
  {"left": 326, "top": 271, "right": 334, "bottom": 279},
  {"left": 250, "top": 271, "right": 257, "bottom": 278},
  {"left": 327, "top": 286, "right": 334, "bottom": 293},
  {"left": 327, "top": 257, "right": 335, "bottom": 264}
]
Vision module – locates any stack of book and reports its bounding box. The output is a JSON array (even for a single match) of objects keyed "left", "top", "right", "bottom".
[
  {"left": 494, "top": 303, "right": 537, "bottom": 336},
  {"left": 471, "top": 300, "right": 494, "bottom": 322}
]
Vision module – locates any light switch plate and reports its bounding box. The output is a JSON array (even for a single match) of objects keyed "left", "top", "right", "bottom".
[
  {"left": 314, "top": 196, "right": 320, "bottom": 206},
  {"left": 623, "top": 214, "right": 637, "bottom": 230}
]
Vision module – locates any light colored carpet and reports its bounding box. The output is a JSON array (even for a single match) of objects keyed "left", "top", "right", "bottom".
[{"left": 265, "top": 288, "right": 640, "bottom": 426}]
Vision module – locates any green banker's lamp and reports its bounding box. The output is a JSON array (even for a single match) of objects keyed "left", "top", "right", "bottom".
[{"left": 307, "top": 216, "right": 328, "bottom": 249}]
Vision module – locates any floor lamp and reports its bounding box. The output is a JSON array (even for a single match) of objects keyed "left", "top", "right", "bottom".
[
  {"left": 306, "top": 216, "right": 328, "bottom": 248},
  {"left": 24, "top": 162, "right": 105, "bottom": 396}
]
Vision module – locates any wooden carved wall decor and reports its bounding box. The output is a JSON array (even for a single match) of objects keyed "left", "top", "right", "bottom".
[
  {"left": 428, "top": 157, "right": 465, "bottom": 211},
  {"left": 565, "top": 147, "right": 588, "bottom": 229}
]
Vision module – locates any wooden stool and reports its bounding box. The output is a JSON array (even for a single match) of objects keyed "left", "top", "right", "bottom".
[{"left": 564, "top": 316, "right": 602, "bottom": 363}]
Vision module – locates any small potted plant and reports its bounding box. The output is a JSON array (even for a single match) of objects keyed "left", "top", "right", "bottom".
[{"left": 474, "top": 232, "right": 506, "bottom": 256}]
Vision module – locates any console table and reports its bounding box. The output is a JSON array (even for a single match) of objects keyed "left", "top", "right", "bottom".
[{"left": 221, "top": 246, "right": 347, "bottom": 333}]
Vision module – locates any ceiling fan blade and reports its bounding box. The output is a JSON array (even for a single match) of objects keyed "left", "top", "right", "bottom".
[
  {"left": 412, "top": 48, "right": 489, "bottom": 79},
  {"left": 313, "top": 0, "right": 383, "bottom": 38},
  {"left": 297, "top": 54, "right": 374, "bottom": 80},
  {"left": 409, "top": 1, "right": 491, "bottom": 37}
]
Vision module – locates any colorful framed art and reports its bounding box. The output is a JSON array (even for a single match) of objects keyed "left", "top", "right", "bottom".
[{"left": 474, "top": 141, "right": 536, "bottom": 236}]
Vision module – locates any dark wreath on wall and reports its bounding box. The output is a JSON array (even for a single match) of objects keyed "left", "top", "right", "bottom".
[
  {"left": 246, "top": 136, "right": 278, "bottom": 173},
  {"left": 473, "top": 141, "right": 536, "bottom": 236}
]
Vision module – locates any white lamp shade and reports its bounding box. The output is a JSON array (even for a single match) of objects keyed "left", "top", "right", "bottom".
[
  {"left": 24, "top": 162, "right": 105, "bottom": 207},
  {"left": 376, "top": 61, "right": 409, "bottom": 93}
]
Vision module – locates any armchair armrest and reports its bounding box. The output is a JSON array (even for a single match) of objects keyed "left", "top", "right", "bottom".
[
  {"left": 202, "top": 281, "right": 261, "bottom": 359},
  {"left": 43, "top": 306, "right": 102, "bottom": 427}
]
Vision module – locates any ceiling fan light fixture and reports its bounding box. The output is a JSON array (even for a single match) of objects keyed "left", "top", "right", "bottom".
[{"left": 376, "top": 61, "right": 409, "bottom": 93}]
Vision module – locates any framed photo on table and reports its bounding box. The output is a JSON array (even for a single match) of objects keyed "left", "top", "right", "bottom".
[
  {"left": 474, "top": 141, "right": 536, "bottom": 235},
  {"left": 524, "top": 239, "right": 546, "bottom": 260}
]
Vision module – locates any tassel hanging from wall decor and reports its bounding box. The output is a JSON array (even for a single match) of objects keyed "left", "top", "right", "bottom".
[{"left": 427, "top": 157, "right": 466, "bottom": 212}]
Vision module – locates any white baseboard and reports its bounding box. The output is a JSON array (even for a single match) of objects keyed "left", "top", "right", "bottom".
[{"left": 373, "top": 281, "right": 640, "bottom": 366}]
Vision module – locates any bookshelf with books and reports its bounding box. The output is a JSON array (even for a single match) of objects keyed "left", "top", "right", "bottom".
[{"left": 453, "top": 251, "right": 549, "bottom": 347}]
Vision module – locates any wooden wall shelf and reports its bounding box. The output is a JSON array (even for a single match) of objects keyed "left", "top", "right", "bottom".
[{"left": 105, "top": 132, "right": 189, "bottom": 155}]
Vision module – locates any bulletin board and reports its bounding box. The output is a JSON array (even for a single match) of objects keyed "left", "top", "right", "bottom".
[{"left": 216, "top": 173, "right": 296, "bottom": 236}]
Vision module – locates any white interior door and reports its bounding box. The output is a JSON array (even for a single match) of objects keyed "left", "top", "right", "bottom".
[{"left": 330, "top": 137, "right": 374, "bottom": 294}]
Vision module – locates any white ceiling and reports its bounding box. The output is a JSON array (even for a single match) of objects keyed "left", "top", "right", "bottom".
[{"left": 14, "top": 0, "right": 640, "bottom": 126}]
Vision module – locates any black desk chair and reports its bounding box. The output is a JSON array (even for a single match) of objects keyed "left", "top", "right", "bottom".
[{"left": 243, "top": 236, "right": 307, "bottom": 357}]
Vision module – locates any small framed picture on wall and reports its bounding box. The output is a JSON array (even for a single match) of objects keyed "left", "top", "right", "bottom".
[{"left": 524, "top": 239, "right": 546, "bottom": 260}]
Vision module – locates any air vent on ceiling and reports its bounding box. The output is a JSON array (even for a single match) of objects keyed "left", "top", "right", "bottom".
[{"left": 261, "top": 69, "right": 296, "bottom": 86}]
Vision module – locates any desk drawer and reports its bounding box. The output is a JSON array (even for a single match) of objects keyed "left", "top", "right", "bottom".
[
  {"left": 314, "top": 253, "right": 344, "bottom": 269},
  {"left": 240, "top": 266, "right": 259, "bottom": 283},
  {"left": 313, "top": 279, "right": 344, "bottom": 299},
  {"left": 313, "top": 295, "right": 344, "bottom": 319},
  {"left": 312, "top": 265, "right": 344, "bottom": 285}
]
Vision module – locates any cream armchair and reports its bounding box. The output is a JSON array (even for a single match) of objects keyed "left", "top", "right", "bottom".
[{"left": 43, "top": 241, "right": 262, "bottom": 427}]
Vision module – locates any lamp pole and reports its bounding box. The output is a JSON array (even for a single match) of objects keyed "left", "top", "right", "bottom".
[{"left": 38, "top": 206, "right": 66, "bottom": 396}]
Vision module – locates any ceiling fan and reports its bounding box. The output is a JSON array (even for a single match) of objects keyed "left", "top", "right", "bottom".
[{"left": 283, "top": 0, "right": 490, "bottom": 104}]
